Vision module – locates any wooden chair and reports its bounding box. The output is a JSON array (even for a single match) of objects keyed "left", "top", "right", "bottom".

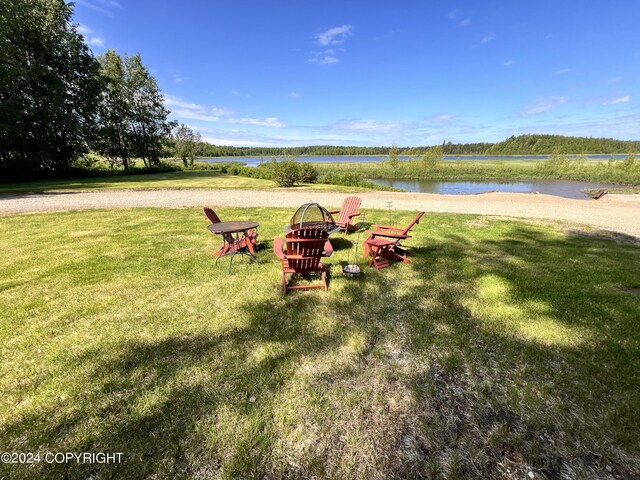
[
  {"left": 362, "top": 211, "right": 425, "bottom": 265},
  {"left": 273, "top": 227, "right": 334, "bottom": 295},
  {"left": 328, "top": 196, "right": 362, "bottom": 233},
  {"left": 203, "top": 207, "right": 258, "bottom": 257}
]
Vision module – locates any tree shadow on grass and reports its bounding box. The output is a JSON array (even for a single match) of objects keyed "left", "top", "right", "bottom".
[
  {"left": 2, "top": 221, "right": 639, "bottom": 479},
  {"left": 2, "top": 294, "right": 345, "bottom": 478},
  {"left": 397, "top": 226, "right": 640, "bottom": 478}
]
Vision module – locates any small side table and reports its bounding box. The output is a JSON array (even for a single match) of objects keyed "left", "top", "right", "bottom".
[
  {"left": 365, "top": 238, "right": 395, "bottom": 269},
  {"left": 208, "top": 221, "right": 259, "bottom": 274}
]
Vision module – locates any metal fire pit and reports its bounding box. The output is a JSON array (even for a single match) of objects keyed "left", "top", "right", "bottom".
[{"left": 290, "top": 201, "right": 337, "bottom": 233}]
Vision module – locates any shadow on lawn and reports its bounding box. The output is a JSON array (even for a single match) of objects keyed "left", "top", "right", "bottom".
[
  {"left": 0, "top": 170, "right": 227, "bottom": 195},
  {"left": 3, "top": 223, "right": 639, "bottom": 479},
  {"left": 398, "top": 234, "right": 639, "bottom": 479}
]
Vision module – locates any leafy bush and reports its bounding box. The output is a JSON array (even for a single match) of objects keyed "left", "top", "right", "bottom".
[
  {"left": 298, "top": 163, "right": 319, "bottom": 183},
  {"left": 71, "top": 153, "right": 100, "bottom": 169},
  {"left": 239, "top": 158, "right": 319, "bottom": 187},
  {"left": 318, "top": 173, "right": 375, "bottom": 188},
  {"left": 271, "top": 159, "right": 300, "bottom": 187},
  {"left": 620, "top": 153, "right": 638, "bottom": 172}
]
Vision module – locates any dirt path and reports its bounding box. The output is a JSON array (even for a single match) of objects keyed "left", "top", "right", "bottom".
[{"left": 1, "top": 189, "right": 639, "bottom": 238}]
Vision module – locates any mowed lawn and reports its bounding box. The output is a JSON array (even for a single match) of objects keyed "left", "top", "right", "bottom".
[
  {"left": 1, "top": 208, "right": 639, "bottom": 479},
  {"left": 0, "top": 170, "right": 367, "bottom": 194}
]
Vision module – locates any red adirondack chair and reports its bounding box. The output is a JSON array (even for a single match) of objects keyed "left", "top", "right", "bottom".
[
  {"left": 273, "top": 227, "right": 334, "bottom": 294},
  {"left": 362, "top": 211, "right": 425, "bottom": 266},
  {"left": 203, "top": 207, "right": 258, "bottom": 257},
  {"left": 328, "top": 196, "right": 362, "bottom": 233}
]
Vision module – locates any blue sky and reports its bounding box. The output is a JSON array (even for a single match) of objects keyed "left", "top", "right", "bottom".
[{"left": 73, "top": 1, "right": 640, "bottom": 147}]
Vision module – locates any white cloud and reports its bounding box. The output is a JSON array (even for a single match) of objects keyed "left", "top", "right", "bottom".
[
  {"left": 164, "top": 95, "right": 232, "bottom": 116},
  {"left": 77, "top": 24, "right": 92, "bottom": 36},
  {"left": 308, "top": 55, "right": 340, "bottom": 65},
  {"left": 164, "top": 95, "right": 205, "bottom": 111},
  {"left": 309, "top": 25, "right": 353, "bottom": 65},
  {"left": 481, "top": 34, "right": 496, "bottom": 44},
  {"left": 88, "top": 36, "right": 106, "bottom": 49},
  {"left": 504, "top": 60, "right": 517, "bottom": 67},
  {"left": 448, "top": 10, "right": 470, "bottom": 26},
  {"left": 524, "top": 95, "right": 568, "bottom": 115},
  {"left": 76, "top": 0, "right": 122, "bottom": 16},
  {"left": 174, "top": 75, "right": 184, "bottom": 83},
  {"left": 605, "top": 76, "right": 623, "bottom": 83},
  {"left": 288, "top": 92, "right": 301, "bottom": 98},
  {"left": 316, "top": 25, "right": 353, "bottom": 46},
  {"left": 76, "top": 24, "right": 106, "bottom": 49},
  {"left": 163, "top": 95, "right": 283, "bottom": 127},
  {"left": 555, "top": 68, "right": 572, "bottom": 75},
  {"left": 333, "top": 119, "right": 402, "bottom": 132},
  {"left": 603, "top": 95, "right": 630, "bottom": 105},
  {"left": 322, "top": 56, "right": 339, "bottom": 64},
  {"left": 432, "top": 114, "right": 455, "bottom": 122}
]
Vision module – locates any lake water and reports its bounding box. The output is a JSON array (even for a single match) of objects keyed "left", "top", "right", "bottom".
[
  {"left": 370, "top": 179, "right": 613, "bottom": 199},
  {"left": 198, "top": 155, "right": 620, "bottom": 199},
  {"left": 200, "top": 154, "right": 629, "bottom": 167}
]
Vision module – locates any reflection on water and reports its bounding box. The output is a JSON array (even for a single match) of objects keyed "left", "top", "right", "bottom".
[{"left": 370, "top": 179, "right": 615, "bottom": 199}]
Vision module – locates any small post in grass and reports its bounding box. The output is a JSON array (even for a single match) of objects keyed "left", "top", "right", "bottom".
[
  {"left": 343, "top": 212, "right": 366, "bottom": 277},
  {"left": 386, "top": 201, "right": 393, "bottom": 226}
]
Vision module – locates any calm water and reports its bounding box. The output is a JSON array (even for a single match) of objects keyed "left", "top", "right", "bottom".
[
  {"left": 200, "top": 154, "right": 629, "bottom": 167},
  {"left": 370, "top": 179, "right": 614, "bottom": 199},
  {"left": 199, "top": 155, "right": 621, "bottom": 199}
]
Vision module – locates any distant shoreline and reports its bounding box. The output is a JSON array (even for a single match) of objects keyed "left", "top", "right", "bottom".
[{"left": 196, "top": 153, "right": 632, "bottom": 160}]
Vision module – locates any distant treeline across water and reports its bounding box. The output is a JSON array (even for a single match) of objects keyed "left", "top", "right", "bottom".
[
  {"left": 192, "top": 134, "right": 640, "bottom": 158},
  {"left": 200, "top": 154, "right": 631, "bottom": 168}
]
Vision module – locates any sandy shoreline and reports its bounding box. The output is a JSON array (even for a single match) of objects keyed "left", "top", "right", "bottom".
[{"left": 1, "top": 188, "right": 639, "bottom": 238}]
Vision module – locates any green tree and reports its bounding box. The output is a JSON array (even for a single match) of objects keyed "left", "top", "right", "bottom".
[
  {"left": 173, "top": 124, "right": 201, "bottom": 167},
  {"left": 93, "top": 50, "right": 130, "bottom": 169},
  {"left": 0, "top": 0, "right": 101, "bottom": 179},
  {"left": 421, "top": 144, "right": 444, "bottom": 169},
  {"left": 125, "top": 54, "right": 174, "bottom": 168},
  {"left": 620, "top": 153, "right": 638, "bottom": 172},
  {"left": 93, "top": 50, "right": 173, "bottom": 170},
  {"left": 388, "top": 144, "right": 399, "bottom": 170}
]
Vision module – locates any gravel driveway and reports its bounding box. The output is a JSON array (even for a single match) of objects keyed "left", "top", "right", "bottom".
[{"left": 1, "top": 189, "right": 639, "bottom": 238}]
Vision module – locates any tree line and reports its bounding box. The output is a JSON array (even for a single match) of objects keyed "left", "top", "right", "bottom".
[
  {"left": 485, "top": 134, "right": 640, "bottom": 155},
  {"left": 189, "top": 142, "right": 492, "bottom": 158},
  {"left": 189, "top": 135, "right": 640, "bottom": 159},
  {"left": 0, "top": 0, "right": 178, "bottom": 180}
]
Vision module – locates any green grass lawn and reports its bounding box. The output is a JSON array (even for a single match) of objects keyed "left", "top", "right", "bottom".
[
  {"left": 0, "top": 170, "right": 369, "bottom": 194},
  {"left": 1, "top": 208, "right": 639, "bottom": 479}
]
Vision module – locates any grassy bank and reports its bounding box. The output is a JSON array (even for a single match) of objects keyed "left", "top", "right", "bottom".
[
  {"left": 314, "top": 157, "right": 640, "bottom": 187},
  {"left": 3, "top": 156, "right": 639, "bottom": 195},
  {"left": 1, "top": 208, "right": 639, "bottom": 479},
  {"left": 0, "top": 170, "right": 370, "bottom": 194}
]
